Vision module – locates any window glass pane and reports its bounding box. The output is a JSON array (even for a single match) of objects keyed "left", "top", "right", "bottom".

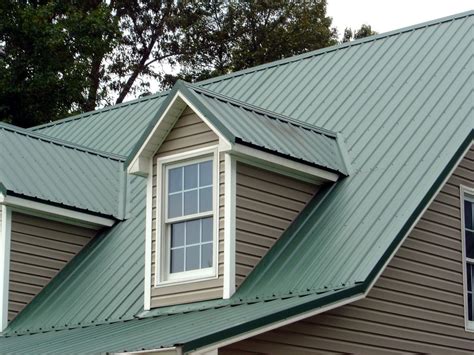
[
  {"left": 171, "top": 223, "right": 185, "bottom": 248},
  {"left": 168, "top": 193, "right": 182, "bottom": 218},
  {"left": 199, "top": 187, "right": 212, "bottom": 212},
  {"left": 199, "top": 161, "right": 212, "bottom": 186},
  {"left": 469, "top": 291, "right": 473, "bottom": 321},
  {"left": 465, "top": 200, "right": 473, "bottom": 230},
  {"left": 169, "top": 167, "right": 182, "bottom": 193},
  {"left": 186, "top": 219, "right": 200, "bottom": 245},
  {"left": 184, "top": 163, "right": 198, "bottom": 189},
  {"left": 170, "top": 248, "right": 184, "bottom": 273},
  {"left": 202, "top": 217, "right": 213, "bottom": 242},
  {"left": 184, "top": 190, "right": 198, "bottom": 215},
  {"left": 185, "top": 245, "right": 200, "bottom": 271},
  {"left": 466, "top": 231, "right": 474, "bottom": 259},
  {"left": 201, "top": 243, "right": 213, "bottom": 268},
  {"left": 467, "top": 263, "right": 472, "bottom": 291}
]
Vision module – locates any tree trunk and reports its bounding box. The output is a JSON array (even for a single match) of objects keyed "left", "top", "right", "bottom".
[{"left": 83, "top": 55, "right": 102, "bottom": 112}]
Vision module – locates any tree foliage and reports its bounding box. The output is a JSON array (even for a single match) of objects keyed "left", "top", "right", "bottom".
[
  {"left": 0, "top": 1, "right": 118, "bottom": 127},
  {"left": 167, "top": 0, "right": 337, "bottom": 85},
  {"left": 342, "top": 24, "right": 377, "bottom": 43},
  {"left": 0, "top": 0, "right": 371, "bottom": 127}
]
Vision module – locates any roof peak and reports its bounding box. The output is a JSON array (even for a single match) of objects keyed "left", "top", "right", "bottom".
[{"left": 0, "top": 122, "right": 126, "bottom": 161}]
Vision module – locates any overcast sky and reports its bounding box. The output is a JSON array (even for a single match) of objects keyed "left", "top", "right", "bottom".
[{"left": 328, "top": 0, "right": 473, "bottom": 37}]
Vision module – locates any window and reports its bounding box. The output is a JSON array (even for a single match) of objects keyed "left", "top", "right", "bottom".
[
  {"left": 157, "top": 149, "right": 218, "bottom": 284},
  {"left": 462, "top": 187, "right": 474, "bottom": 330}
]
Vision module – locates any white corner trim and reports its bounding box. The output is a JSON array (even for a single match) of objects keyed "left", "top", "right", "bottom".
[
  {"left": 225, "top": 144, "right": 339, "bottom": 183},
  {"left": 460, "top": 185, "right": 474, "bottom": 332},
  {"left": 144, "top": 159, "right": 154, "bottom": 311},
  {"left": 0, "top": 205, "right": 12, "bottom": 331},
  {"left": 223, "top": 153, "right": 236, "bottom": 299},
  {"left": 0, "top": 195, "right": 115, "bottom": 228}
]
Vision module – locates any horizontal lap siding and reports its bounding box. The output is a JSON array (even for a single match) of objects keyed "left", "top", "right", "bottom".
[
  {"left": 8, "top": 213, "right": 97, "bottom": 322},
  {"left": 151, "top": 107, "right": 224, "bottom": 308},
  {"left": 223, "top": 144, "right": 474, "bottom": 354},
  {"left": 235, "top": 163, "right": 320, "bottom": 287}
]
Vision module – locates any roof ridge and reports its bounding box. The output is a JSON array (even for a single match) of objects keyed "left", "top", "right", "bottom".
[
  {"left": 0, "top": 122, "right": 126, "bottom": 161},
  {"left": 188, "top": 83, "right": 338, "bottom": 137},
  {"left": 31, "top": 91, "right": 170, "bottom": 132},
  {"left": 196, "top": 10, "right": 474, "bottom": 87}
]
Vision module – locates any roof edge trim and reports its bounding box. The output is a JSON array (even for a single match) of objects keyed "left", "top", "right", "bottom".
[
  {"left": 364, "top": 129, "right": 474, "bottom": 290},
  {"left": 184, "top": 284, "right": 364, "bottom": 353}
]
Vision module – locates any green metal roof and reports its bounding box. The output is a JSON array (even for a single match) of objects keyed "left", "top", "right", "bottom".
[
  {"left": 0, "top": 285, "right": 361, "bottom": 354},
  {"left": 2, "top": 10, "right": 473, "bottom": 353},
  {"left": 0, "top": 123, "right": 125, "bottom": 218},
  {"left": 127, "top": 81, "right": 348, "bottom": 175}
]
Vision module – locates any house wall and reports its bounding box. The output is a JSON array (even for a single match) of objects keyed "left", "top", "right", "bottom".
[
  {"left": 222, "top": 144, "right": 474, "bottom": 354},
  {"left": 151, "top": 107, "right": 224, "bottom": 308},
  {"left": 235, "top": 162, "right": 319, "bottom": 287},
  {"left": 8, "top": 212, "right": 97, "bottom": 321}
]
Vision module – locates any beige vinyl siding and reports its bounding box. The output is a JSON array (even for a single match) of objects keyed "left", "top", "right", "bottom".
[
  {"left": 235, "top": 163, "right": 320, "bottom": 287},
  {"left": 222, "top": 144, "right": 474, "bottom": 354},
  {"left": 8, "top": 212, "right": 97, "bottom": 321},
  {"left": 151, "top": 107, "right": 224, "bottom": 308}
]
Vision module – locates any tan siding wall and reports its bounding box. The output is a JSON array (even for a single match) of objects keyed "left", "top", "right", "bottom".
[
  {"left": 8, "top": 213, "right": 97, "bottom": 321},
  {"left": 235, "top": 163, "right": 320, "bottom": 287},
  {"left": 151, "top": 107, "right": 224, "bottom": 308},
  {"left": 223, "top": 144, "right": 474, "bottom": 354}
]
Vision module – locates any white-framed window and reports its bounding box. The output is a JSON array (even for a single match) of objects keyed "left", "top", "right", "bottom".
[
  {"left": 461, "top": 186, "right": 474, "bottom": 331},
  {"left": 156, "top": 147, "right": 219, "bottom": 285}
]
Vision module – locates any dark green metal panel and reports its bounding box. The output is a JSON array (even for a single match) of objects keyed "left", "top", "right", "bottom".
[{"left": 0, "top": 123, "right": 124, "bottom": 217}]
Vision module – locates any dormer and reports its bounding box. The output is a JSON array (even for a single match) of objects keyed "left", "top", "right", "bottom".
[{"left": 127, "top": 81, "right": 350, "bottom": 310}]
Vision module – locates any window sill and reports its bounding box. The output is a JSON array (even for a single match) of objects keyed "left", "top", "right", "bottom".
[{"left": 155, "top": 271, "right": 218, "bottom": 288}]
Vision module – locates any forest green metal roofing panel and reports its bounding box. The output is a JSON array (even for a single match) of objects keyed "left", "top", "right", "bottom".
[
  {"left": 0, "top": 285, "right": 361, "bottom": 354},
  {"left": 4, "top": 11, "right": 473, "bottom": 352},
  {"left": 186, "top": 84, "right": 348, "bottom": 174},
  {"left": 31, "top": 93, "right": 168, "bottom": 156},
  {"left": 0, "top": 123, "right": 125, "bottom": 217}
]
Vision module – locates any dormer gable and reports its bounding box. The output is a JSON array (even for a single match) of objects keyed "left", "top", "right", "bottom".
[{"left": 127, "top": 82, "right": 350, "bottom": 310}]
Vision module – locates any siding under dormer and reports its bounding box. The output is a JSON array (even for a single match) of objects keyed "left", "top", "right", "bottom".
[{"left": 8, "top": 212, "right": 98, "bottom": 321}]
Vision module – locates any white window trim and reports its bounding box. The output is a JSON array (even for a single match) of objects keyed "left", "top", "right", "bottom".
[
  {"left": 155, "top": 146, "right": 220, "bottom": 287},
  {"left": 461, "top": 185, "right": 474, "bottom": 332}
]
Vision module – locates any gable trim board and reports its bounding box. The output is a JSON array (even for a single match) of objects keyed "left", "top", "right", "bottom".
[
  {"left": 186, "top": 132, "right": 474, "bottom": 353},
  {"left": 127, "top": 87, "right": 232, "bottom": 177},
  {"left": 0, "top": 194, "right": 115, "bottom": 228},
  {"left": 0, "top": 206, "right": 12, "bottom": 331}
]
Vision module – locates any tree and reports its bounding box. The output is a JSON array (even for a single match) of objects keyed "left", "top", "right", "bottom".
[
  {"left": 168, "top": 0, "right": 338, "bottom": 85},
  {"left": 0, "top": 0, "right": 344, "bottom": 127},
  {"left": 342, "top": 24, "right": 377, "bottom": 43},
  {"left": 0, "top": 1, "right": 119, "bottom": 127}
]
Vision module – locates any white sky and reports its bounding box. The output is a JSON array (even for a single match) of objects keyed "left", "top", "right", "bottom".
[{"left": 328, "top": 0, "right": 473, "bottom": 37}]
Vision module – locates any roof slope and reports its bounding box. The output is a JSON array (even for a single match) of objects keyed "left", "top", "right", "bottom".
[
  {"left": 186, "top": 84, "right": 348, "bottom": 174},
  {"left": 2, "top": 10, "right": 474, "bottom": 352},
  {"left": 0, "top": 123, "right": 125, "bottom": 217}
]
